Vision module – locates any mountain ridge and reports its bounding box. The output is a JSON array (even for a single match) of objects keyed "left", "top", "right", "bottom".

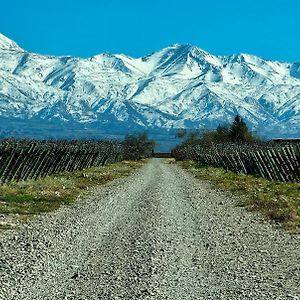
[{"left": 0, "top": 33, "right": 299, "bottom": 146}]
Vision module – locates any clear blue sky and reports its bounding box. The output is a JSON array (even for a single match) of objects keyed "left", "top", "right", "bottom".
[{"left": 1, "top": 0, "right": 299, "bottom": 61}]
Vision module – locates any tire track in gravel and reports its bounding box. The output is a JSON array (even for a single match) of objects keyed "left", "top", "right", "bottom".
[{"left": 0, "top": 158, "right": 299, "bottom": 300}]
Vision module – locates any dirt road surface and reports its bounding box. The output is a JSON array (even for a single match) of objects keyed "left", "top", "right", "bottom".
[{"left": 0, "top": 159, "right": 299, "bottom": 299}]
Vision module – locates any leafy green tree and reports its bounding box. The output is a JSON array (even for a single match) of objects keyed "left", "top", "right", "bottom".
[
  {"left": 200, "top": 124, "right": 230, "bottom": 143},
  {"left": 229, "top": 115, "right": 253, "bottom": 142},
  {"left": 123, "top": 132, "right": 155, "bottom": 160},
  {"left": 216, "top": 124, "right": 230, "bottom": 141}
]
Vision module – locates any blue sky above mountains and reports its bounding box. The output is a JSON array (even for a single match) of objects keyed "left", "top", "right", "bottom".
[{"left": 1, "top": 0, "right": 300, "bottom": 61}]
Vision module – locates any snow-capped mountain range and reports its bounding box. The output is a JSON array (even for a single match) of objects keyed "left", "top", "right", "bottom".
[{"left": 0, "top": 32, "right": 299, "bottom": 144}]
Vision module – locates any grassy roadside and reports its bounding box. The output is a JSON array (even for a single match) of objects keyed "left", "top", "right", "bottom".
[
  {"left": 0, "top": 160, "right": 145, "bottom": 230},
  {"left": 179, "top": 160, "right": 300, "bottom": 233}
]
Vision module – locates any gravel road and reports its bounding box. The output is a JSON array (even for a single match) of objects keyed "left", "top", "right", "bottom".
[{"left": 0, "top": 158, "right": 299, "bottom": 300}]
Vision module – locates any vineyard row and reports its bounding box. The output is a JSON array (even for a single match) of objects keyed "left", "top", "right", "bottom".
[
  {"left": 172, "top": 143, "right": 300, "bottom": 183},
  {"left": 0, "top": 140, "right": 123, "bottom": 183}
]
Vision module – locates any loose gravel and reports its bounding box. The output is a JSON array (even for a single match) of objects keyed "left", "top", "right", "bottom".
[{"left": 0, "top": 158, "right": 299, "bottom": 299}]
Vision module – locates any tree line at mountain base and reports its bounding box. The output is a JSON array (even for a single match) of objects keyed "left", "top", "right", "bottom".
[{"left": 176, "top": 115, "right": 260, "bottom": 145}]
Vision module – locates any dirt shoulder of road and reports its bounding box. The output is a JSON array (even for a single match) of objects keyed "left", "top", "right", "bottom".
[
  {"left": 178, "top": 160, "right": 300, "bottom": 233},
  {"left": 0, "top": 160, "right": 146, "bottom": 231}
]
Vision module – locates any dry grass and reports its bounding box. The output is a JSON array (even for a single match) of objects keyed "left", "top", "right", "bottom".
[
  {"left": 0, "top": 160, "right": 145, "bottom": 229},
  {"left": 180, "top": 160, "right": 300, "bottom": 233}
]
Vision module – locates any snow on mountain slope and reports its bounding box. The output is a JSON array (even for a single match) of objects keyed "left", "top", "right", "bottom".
[
  {"left": 0, "top": 33, "right": 299, "bottom": 140},
  {"left": 0, "top": 33, "right": 23, "bottom": 51},
  {"left": 290, "top": 63, "right": 300, "bottom": 79}
]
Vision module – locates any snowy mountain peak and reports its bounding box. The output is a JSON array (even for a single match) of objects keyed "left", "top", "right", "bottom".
[
  {"left": 0, "top": 33, "right": 23, "bottom": 51},
  {"left": 92, "top": 52, "right": 131, "bottom": 73},
  {"left": 155, "top": 43, "right": 210, "bottom": 60},
  {"left": 0, "top": 34, "right": 299, "bottom": 142}
]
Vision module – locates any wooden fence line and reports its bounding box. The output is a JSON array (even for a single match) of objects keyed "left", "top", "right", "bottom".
[
  {"left": 0, "top": 140, "right": 123, "bottom": 183},
  {"left": 172, "top": 143, "right": 300, "bottom": 183}
]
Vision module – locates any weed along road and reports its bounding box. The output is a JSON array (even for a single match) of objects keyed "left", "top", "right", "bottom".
[{"left": 0, "top": 159, "right": 299, "bottom": 299}]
